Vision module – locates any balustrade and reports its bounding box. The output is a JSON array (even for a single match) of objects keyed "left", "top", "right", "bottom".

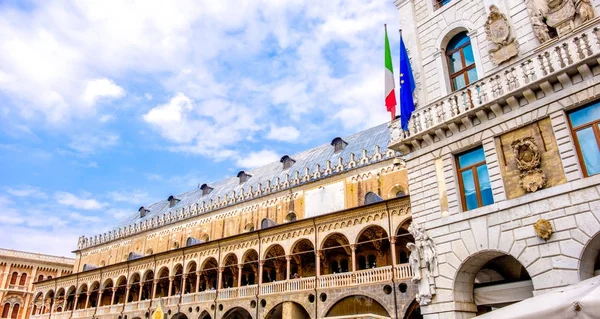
[
  {"left": 260, "top": 281, "right": 287, "bottom": 295},
  {"left": 389, "top": 23, "right": 600, "bottom": 148},
  {"left": 218, "top": 287, "right": 238, "bottom": 299},
  {"left": 96, "top": 305, "right": 111, "bottom": 314},
  {"left": 287, "top": 277, "right": 315, "bottom": 291},
  {"left": 318, "top": 272, "right": 354, "bottom": 289},
  {"left": 395, "top": 263, "right": 413, "bottom": 279},
  {"left": 355, "top": 266, "right": 393, "bottom": 284},
  {"left": 238, "top": 284, "right": 258, "bottom": 297},
  {"left": 195, "top": 290, "right": 217, "bottom": 302},
  {"left": 182, "top": 294, "right": 195, "bottom": 304}
]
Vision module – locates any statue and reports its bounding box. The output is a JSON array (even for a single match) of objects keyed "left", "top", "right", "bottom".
[
  {"left": 526, "top": 0, "right": 595, "bottom": 42},
  {"left": 407, "top": 243, "right": 421, "bottom": 282},
  {"left": 575, "top": 0, "right": 595, "bottom": 24},
  {"left": 532, "top": 11, "right": 552, "bottom": 43}
]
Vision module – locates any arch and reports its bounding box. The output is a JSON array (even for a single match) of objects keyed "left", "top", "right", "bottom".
[
  {"left": 364, "top": 191, "right": 383, "bottom": 205},
  {"left": 290, "top": 238, "right": 316, "bottom": 278},
  {"left": 284, "top": 212, "right": 297, "bottom": 223},
  {"left": 325, "top": 295, "right": 390, "bottom": 317},
  {"left": 403, "top": 299, "right": 423, "bottom": 319},
  {"left": 146, "top": 248, "right": 153, "bottom": 255},
  {"left": 9, "top": 272, "right": 17, "bottom": 285},
  {"left": 389, "top": 184, "right": 409, "bottom": 198},
  {"left": 18, "top": 273, "right": 27, "bottom": 286},
  {"left": 265, "top": 301, "right": 310, "bottom": 319},
  {"left": 320, "top": 232, "right": 350, "bottom": 250},
  {"left": 453, "top": 250, "right": 533, "bottom": 314},
  {"left": 579, "top": 231, "right": 600, "bottom": 280},
  {"left": 222, "top": 253, "right": 238, "bottom": 267},
  {"left": 44, "top": 289, "right": 56, "bottom": 301},
  {"left": 244, "top": 223, "right": 255, "bottom": 232},
  {"left": 222, "top": 307, "right": 252, "bottom": 319},
  {"left": 321, "top": 233, "right": 351, "bottom": 274},
  {"left": 199, "top": 310, "right": 212, "bottom": 319},
  {"left": 171, "top": 313, "right": 188, "bottom": 319},
  {"left": 201, "top": 258, "right": 218, "bottom": 271},
  {"left": 242, "top": 249, "right": 259, "bottom": 263},
  {"left": 356, "top": 224, "right": 389, "bottom": 244},
  {"left": 37, "top": 275, "right": 44, "bottom": 282},
  {"left": 434, "top": 22, "right": 475, "bottom": 50},
  {"left": 156, "top": 267, "right": 170, "bottom": 279},
  {"left": 10, "top": 304, "right": 19, "bottom": 319},
  {"left": 186, "top": 261, "right": 198, "bottom": 274},
  {"left": 199, "top": 234, "right": 210, "bottom": 242},
  {"left": 2, "top": 303, "right": 9, "bottom": 318},
  {"left": 173, "top": 263, "right": 184, "bottom": 274},
  {"left": 263, "top": 244, "right": 285, "bottom": 261},
  {"left": 128, "top": 272, "right": 141, "bottom": 285}
]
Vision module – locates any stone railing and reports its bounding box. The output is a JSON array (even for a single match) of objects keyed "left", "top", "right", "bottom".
[
  {"left": 218, "top": 287, "right": 238, "bottom": 299},
  {"left": 395, "top": 263, "right": 413, "bottom": 279},
  {"left": 0, "top": 248, "right": 75, "bottom": 265},
  {"left": 355, "top": 266, "right": 393, "bottom": 284},
  {"left": 195, "top": 290, "right": 217, "bottom": 302},
  {"left": 318, "top": 272, "right": 354, "bottom": 289},
  {"left": 182, "top": 294, "right": 195, "bottom": 304},
  {"left": 389, "top": 22, "right": 600, "bottom": 153},
  {"left": 96, "top": 305, "right": 111, "bottom": 315},
  {"left": 287, "top": 277, "right": 316, "bottom": 291},
  {"left": 238, "top": 284, "right": 258, "bottom": 297},
  {"left": 260, "top": 281, "right": 287, "bottom": 295},
  {"left": 7, "top": 284, "right": 27, "bottom": 291}
]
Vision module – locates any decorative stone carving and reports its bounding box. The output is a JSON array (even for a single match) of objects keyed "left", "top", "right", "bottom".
[
  {"left": 526, "top": 0, "right": 595, "bottom": 43},
  {"left": 485, "top": 5, "right": 519, "bottom": 64},
  {"left": 407, "top": 221, "right": 438, "bottom": 306},
  {"left": 511, "top": 137, "right": 547, "bottom": 192},
  {"left": 534, "top": 219, "right": 553, "bottom": 240}
]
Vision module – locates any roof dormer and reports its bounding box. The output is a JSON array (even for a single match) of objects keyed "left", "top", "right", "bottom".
[
  {"left": 280, "top": 155, "right": 296, "bottom": 170},
  {"left": 331, "top": 137, "right": 348, "bottom": 153},
  {"left": 167, "top": 195, "right": 181, "bottom": 208},
  {"left": 200, "top": 183, "right": 214, "bottom": 196},
  {"left": 237, "top": 171, "right": 252, "bottom": 184},
  {"left": 138, "top": 206, "right": 150, "bottom": 218}
]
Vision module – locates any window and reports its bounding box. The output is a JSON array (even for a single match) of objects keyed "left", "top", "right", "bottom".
[
  {"left": 446, "top": 32, "right": 478, "bottom": 92},
  {"left": 37, "top": 275, "right": 44, "bottom": 282},
  {"left": 434, "top": 0, "right": 451, "bottom": 10},
  {"left": 19, "top": 273, "right": 26, "bottom": 286},
  {"left": 9, "top": 272, "right": 17, "bottom": 285},
  {"left": 569, "top": 102, "right": 600, "bottom": 177},
  {"left": 456, "top": 147, "right": 494, "bottom": 211},
  {"left": 10, "top": 304, "right": 18, "bottom": 319},
  {"left": 364, "top": 192, "right": 383, "bottom": 205},
  {"left": 285, "top": 212, "right": 297, "bottom": 223},
  {"left": 331, "top": 137, "right": 348, "bottom": 153}
]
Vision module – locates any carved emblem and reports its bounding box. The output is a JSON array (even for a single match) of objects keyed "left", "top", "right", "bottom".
[
  {"left": 526, "top": 0, "right": 595, "bottom": 43},
  {"left": 485, "top": 5, "right": 520, "bottom": 65},
  {"left": 511, "top": 137, "right": 546, "bottom": 192},
  {"left": 534, "top": 219, "right": 553, "bottom": 240}
]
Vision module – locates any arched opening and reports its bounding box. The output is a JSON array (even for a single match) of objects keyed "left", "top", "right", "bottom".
[
  {"left": 241, "top": 249, "right": 259, "bottom": 286},
  {"left": 284, "top": 212, "right": 297, "bottom": 223},
  {"left": 403, "top": 299, "right": 423, "bottom": 319},
  {"left": 200, "top": 234, "right": 210, "bottom": 242},
  {"left": 395, "top": 219, "right": 415, "bottom": 265},
  {"left": 18, "top": 273, "right": 27, "bottom": 286},
  {"left": 454, "top": 251, "right": 533, "bottom": 316},
  {"left": 290, "top": 239, "right": 316, "bottom": 278},
  {"left": 580, "top": 231, "right": 600, "bottom": 280},
  {"left": 266, "top": 302, "right": 310, "bottom": 319},
  {"left": 321, "top": 233, "right": 351, "bottom": 274},
  {"left": 199, "top": 310, "right": 212, "bottom": 319},
  {"left": 1, "top": 303, "right": 9, "bottom": 318},
  {"left": 37, "top": 275, "right": 44, "bottom": 282},
  {"left": 364, "top": 192, "right": 383, "bottom": 205},
  {"left": 222, "top": 254, "right": 239, "bottom": 289},
  {"left": 64, "top": 286, "right": 76, "bottom": 311},
  {"left": 325, "top": 295, "right": 390, "bottom": 318},
  {"left": 87, "top": 281, "right": 100, "bottom": 308},
  {"left": 43, "top": 290, "right": 55, "bottom": 314},
  {"left": 356, "top": 225, "right": 391, "bottom": 270},
  {"left": 445, "top": 31, "right": 478, "bottom": 92},
  {"left": 263, "top": 244, "right": 286, "bottom": 282},
  {"left": 186, "top": 237, "right": 202, "bottom": 247},
  {"left": 75, "top": 284, "right": 87, "bottom": 309},
  {"left": 100, "top": 279, "right": 113, "bottom": 306},
  {"left": 54, "top": 288, "right": 65, "bottom": 312},
  {"left": 128, "top": 273, "right": 141, "bottom": 302},
  {"left": 244, "top": 223, "right": 255, "bottom": 232},
  {"left": 154, "top": 267, "right": 170, "bottom": 298},
  {"left": 185, "top": 262, "right": 197, "bottom": 294},
  {"left": 200, "top": 258, "right": 218, "bottom": 291},
  {"left": 32, "top": 292, "right": 43, "bottom": 315},
  {"left": 113, "top": 276, "right": 128, "bottom": 304},
  {"left": 171, "top": 313, "right": 188, "bottom": 319},
  {"left": 261, "top": 218, "right": 277, "bottom": 229},
  {"left": 172, "top": 264, "right": 184, "bottom": 295},
  {"left": 139, "top": 270, "right": 153, "bottom": 300},
  {"left": 9, "top": 272, "right": 17, "bottom": 285},
  {"left": 9, "top": 304, "right": 18, "bottom": 319},
  {"left": 222, "top": 307, "right": 252, "bottom": 319}
]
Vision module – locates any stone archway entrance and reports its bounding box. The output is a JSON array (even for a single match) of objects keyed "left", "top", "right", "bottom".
[
  {"left": 580, "top": 231, "right": 600, "bottom": 280},
  {"left": 222, "top": 307, "right": 252, "bottom": 319},
  {"left": 454, "top": 251, "right": 533, "bottom": 316},
  {"left": 325, "top": 295, "right": 391, "bottom": 318},
  {"left": 403, "top": 299, "right": 423, "bottom": 319},
  {"left": 265, "top": 301, "right": 310, "bottom": 319}
]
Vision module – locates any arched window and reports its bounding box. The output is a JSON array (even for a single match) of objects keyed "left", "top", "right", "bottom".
[
  {"left": 284, "top": 212, "right": 297, "bottom": 223},
  {"left": 19, "top": 273, "right": 27, "bottom": 286},
  {"left": 446, "top": 31, "right": 477, "bottom": 91},
  {"left": 37, "top": 275, "right": 44, "bottom": 282},
  {"left": 2, "top": 303, "right": 9, "bottom": 318},
  {"left": 364, "top": 192, "right": 383, "bottom": 205},
  {"left": 10, "top": 304, "right": 19, "bottom": 319},
  {"left": 9, "top": 272, "right": 17, "bottom": 285},
  {"left": 47, "top": 276, "right": 52, "bottom": 279}
]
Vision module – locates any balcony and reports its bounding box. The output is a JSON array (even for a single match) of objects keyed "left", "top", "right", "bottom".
[
  {"left": 389, "top": 21, "right": 600, "bottom": 154},
  {"left": 6, "top": 284, "right": 27, "bottom": 291}
]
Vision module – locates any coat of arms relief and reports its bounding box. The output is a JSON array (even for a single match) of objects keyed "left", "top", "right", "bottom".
[
  {"left": 526, "top": 0, "right": 595, "bottom": 44},
  {"left": 485, "top": 5, "right": 520, "bottom": 65}
]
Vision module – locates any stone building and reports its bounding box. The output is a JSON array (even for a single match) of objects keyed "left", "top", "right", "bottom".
[
  {"left": 388, "top": 0, "right": 600, "bottom": 317},
  {"left": 30, "top": 124, "right": 422, "bottom": 319},
  {"left": 29, "top": 0, "right": 600, "bottom": 318},
  {"left": 0, "top": 249, "right": 74, "bottom": 319}
]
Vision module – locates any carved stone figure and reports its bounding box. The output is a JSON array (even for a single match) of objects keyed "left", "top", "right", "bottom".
[
  {"left": 408, "top": 221, "right": 438, "bottom": 305},
  {"left": 407, "top": 243, "right": 421, "bottom": 283},
  {"left": 485, "top": 5, "right": 519, "bottom": 64},
  {"left": 526, "top": 0, "right": 595, "bottom": 43},
  {"left": 534, "top": 219, "right": 553, "bottom": 240},
  {"left": 511, "top": 137, "right": 547, "bottom": 192}
]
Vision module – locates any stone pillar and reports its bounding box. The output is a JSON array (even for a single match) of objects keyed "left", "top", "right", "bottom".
[
  {"left": 237, "top": 265, "right": 243, "bottom": 287},
  {"left": 152, "top": 280, "right": 158, "bottom": 299},
  {"left": 181, "top": 275, "right": 187, "bottom": 294},
  {"left": 167, "top": 277, "right": 173, "bottom": 297},
  {"left": 84, "top": 292, "right": 91, "bottom": 309},
  {"left": 315, "top": 251, "right": 321, "bottom": 277},
  {"left": 390, "top": 237, "right": 398, "bottom": 278},
  {"left": 258, "top": 261, "right": 264, "bottom": 284},
  {"left": 286, "top": 256, "right": 291, "bottom": 280},
  {"left": 98, "top": 290, "right": 104, "bottom": 307},
  {"left": 29, "top": 267, "right": 38, "bottom": 291},
  {"left": 350, "top": 244, "right": 357, "bottom": 272},
  {"left": 217, "top": 268, "right": 224, "bottom": 289},
  {"left": 195, "top": 272, "right": 201, "bottom": 292},
  {"left": 1, "top": 263, "right": 11, "bottom": 289},
  {"left": 110, "top": 288, "right": 116, "bottom": 305},
  {"left": 124, "top": 285, "right": 131, "bottom": 304},
  {"left": 138, "top": 283, "right": 144, "bottom": 301},
  {"left": 73, "top": 296, "right": 79, "bottom": 310}
]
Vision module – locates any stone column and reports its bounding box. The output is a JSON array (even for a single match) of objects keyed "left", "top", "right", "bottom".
[
  {"left": 110, "top": 288, "right": 116, "bottom": 305},
  {"left": 29, "top": 267, "right": 38, "bottom": 291},
  {"left": 84, "top": 292, "right": 91, "bottom": 309},
  {"left": 98, "top": 290, "right": 104, "bottom": 307},
  {"left": 217, "top": 268, "right": 224, "bottom": 289},
  {"left": 258, "top": 261, "right": 264, "bottom": 284},
  {"left": 152, "top": 280, "right": 158, "bottom": 299},
  {"left": 350, "top": 244, "right": 357, "bottom": 272},
  {"left": 237, "top": 265, "right": 243, "bottom": 287},
  {"left": 181, "top": 275, "right": 187, "bottom": 294},
  {"left": 1, "top": 263, "right": 11, "bottom": 289},
  {"left": 285, "top": 256, "right": 291, "bottom": 280},
  {"left": 138, "top": 283, "right": 144, "bottom": 301},
  {"left": 125, "top": 285, "right": 132, "bottom": 304},
  {"left": 195, "top": 271, "right": 201, "bottom": 292},
  {"left": 390, "top": 237, "right": 398, "bottom": 278},
  {"left": 167, "top": 277, "right": 174, "bottom": 297},
  {"left": 315, "top": 251, "right": 321, "bottom": 277},
  {"left": 73, "top": 295, "right": 79, "bottom": 310}
]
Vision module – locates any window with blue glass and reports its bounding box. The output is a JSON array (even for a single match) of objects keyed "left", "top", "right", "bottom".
[
  {"left": 446, "top": 31, "right": 478, "bottom": 92},
  {"left": 569, "top": 101, "right": 600, "bottom": 177},
  {"left": 434, "top": 0, "right": 451, "bottom": 10},
  {"left": 456, "top": 147, "right": 494, "bottom": 211}
]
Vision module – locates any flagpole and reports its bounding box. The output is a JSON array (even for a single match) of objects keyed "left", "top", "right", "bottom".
[{"left": 398, "top": 28, "right": 402, "bottom": 122}]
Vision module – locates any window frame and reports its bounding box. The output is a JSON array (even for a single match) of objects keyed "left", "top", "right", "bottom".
[
  {"left": 446, "top": 35, "right": 476, "bottom": 92},
  {"left": 434, "top": 0, "right": 451, "bottom": 10},
  {"left": 568, "top": 104, "right": 600, "bottom": 177},
  {"left": 455, "top": 147, "right": 491, "bottom": 211}
]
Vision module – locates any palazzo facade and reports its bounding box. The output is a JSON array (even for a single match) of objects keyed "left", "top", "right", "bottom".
[{"left": 0, "top": 249, "right": 74, "bottom": 319}]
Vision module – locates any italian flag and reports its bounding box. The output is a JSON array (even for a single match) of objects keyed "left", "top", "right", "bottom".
[{"left": 384, "top": 25, "right": 397, "bottom": 120}]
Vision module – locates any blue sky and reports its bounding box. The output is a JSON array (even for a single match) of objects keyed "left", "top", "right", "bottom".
[{"left": 0, "top": 0, "right": 400, "bottom": 256}]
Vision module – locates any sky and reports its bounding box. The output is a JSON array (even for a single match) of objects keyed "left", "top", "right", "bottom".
[{"left": 0, "top": 0, "right": 400, "bottom": 257}]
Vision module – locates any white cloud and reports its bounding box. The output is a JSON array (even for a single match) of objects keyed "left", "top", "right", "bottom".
[
  {"left": 55, "top": 192, "right": 106, "bottom": 210},
  {"left": 108, "top": 190, "right": 152, "bottom": 204},
  {"left": 266, "top": 125, "right": 300, "bottom": 142},
  {"left": 6, "top": 186, "right": 48, "bottom": 199},
  {"left": 68, "top": 133, "right": 119, "bottom": 155},
  {"left": 236, "top": 149, "right": 280, "bottom": 169},
  {"left": 82, "top": 78, "right": 125, "bottom": 106}
]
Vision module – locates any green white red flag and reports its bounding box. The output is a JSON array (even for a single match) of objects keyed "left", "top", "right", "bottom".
[{"left": 384, "top": 25, "right": 397, "bottom": 120}]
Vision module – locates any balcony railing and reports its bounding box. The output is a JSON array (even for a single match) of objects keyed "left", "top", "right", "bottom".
[
  {"left": 287, "top": 277, "right": 315, "bottom": 292},
  {"left": 395, "top": 263, "right": 413, "bottom": 279},
  {"left": 260, "top": 280, "right": 287, "bottom": 295},
  {"left": 195, "top": 290, "right": 217, "bottom": 302},
  {"left": 389, "top": 22, "right": 600, "bottom": 153},
  {"left": 7, "top": 284, "right": 27, "bottom": 291}
]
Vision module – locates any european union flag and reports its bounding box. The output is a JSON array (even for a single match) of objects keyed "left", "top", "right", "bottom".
[{"left": 399, "top": 34, "right": 415, "bottom": 131}]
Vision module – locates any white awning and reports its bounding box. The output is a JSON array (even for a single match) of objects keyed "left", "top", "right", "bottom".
[{"left": 476, "top": 276, "right": 600, "bottom": 319}]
